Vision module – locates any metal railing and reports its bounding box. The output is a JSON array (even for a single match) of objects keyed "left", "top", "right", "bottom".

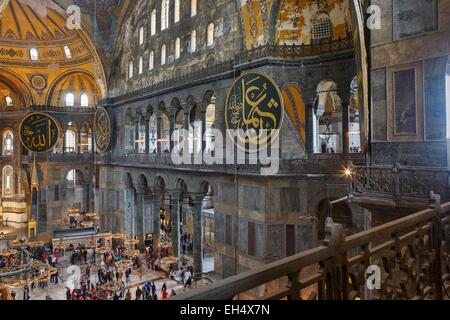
[{"left": 174, "top": 193, "right": 450, "bottom": 300}]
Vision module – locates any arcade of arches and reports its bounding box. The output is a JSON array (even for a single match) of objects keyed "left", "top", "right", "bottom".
[{"left": 0, "top": 0, "right": 449, "bottom": 301}]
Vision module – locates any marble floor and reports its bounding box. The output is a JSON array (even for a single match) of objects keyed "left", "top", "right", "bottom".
[{"left": 9, "top": 258, "right": 198, "bottom": 300}]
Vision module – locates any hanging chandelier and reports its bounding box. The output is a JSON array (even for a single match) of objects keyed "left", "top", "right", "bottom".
[{"left": 0, "top": 235, "right": 57, "bottom": 289}]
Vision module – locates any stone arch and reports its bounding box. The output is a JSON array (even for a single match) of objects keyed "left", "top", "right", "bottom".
[
  {"left": 0, "top": 67, "right": 34, "bottom": 106},
  {"left": 46, "top": 70, "right": 102, "bottom": 107}
]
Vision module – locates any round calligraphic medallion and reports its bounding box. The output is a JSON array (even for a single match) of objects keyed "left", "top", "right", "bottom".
[
  {"left": 94, "top": 106, "right": 112, "bottom": 153},
  {"left": 20, "top": 112, "right": 60, "bottom": 153},
  {"left": 225, "top": 72, "right": 284, "bottom": 149}
]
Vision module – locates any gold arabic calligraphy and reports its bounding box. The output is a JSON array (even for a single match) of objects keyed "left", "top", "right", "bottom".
[
  {"left": 21, "top": 114, "right": 59, "bottom": 152},
  {"left": 227, "top": 73, "right": 282, "bottom": 146}
]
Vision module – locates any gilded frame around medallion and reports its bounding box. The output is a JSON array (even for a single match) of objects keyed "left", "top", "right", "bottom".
[
  {"left": 19, "top": 112, "right": 61, "bottom": 153},
  {"left": 94, "top": 106, "right": 112, "bottom": 153},
  {"left": 225, "top": 71, "right": 285, "bottom": 151}
]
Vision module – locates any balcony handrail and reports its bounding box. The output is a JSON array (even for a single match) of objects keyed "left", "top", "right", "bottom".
[
  {"left": 175, "top": 194, "right": 449, "bottom": 300},
  {"left": 172, "top": 245, "right": 333, "bottom": 300}
]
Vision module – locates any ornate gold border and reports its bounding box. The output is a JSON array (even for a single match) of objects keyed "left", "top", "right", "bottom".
[
  {"left": 94, "top": 106, "right": 112, "bottom": 153},
  {"left": 19, "top": 112, "right": 61, "bottom": 153}
]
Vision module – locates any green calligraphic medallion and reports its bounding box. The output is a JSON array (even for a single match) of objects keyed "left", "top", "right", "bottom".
[
  {"left": 20, "top": 112, "right": 60, "bottom": 153},
  {"left": 94, "top": 106, "right": 112, "bottom": 153},
  {"left": 225, "top": 71, "right": 284, "bottom": 149}
]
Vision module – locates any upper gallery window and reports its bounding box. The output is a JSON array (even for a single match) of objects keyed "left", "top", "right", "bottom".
[
  {"left": 191, "top": 30, "right": 197, "bottom": 53},
  {"left": 312, "top": 13, "right": 331, "bottom": 41},
  {"left": 139, "top": 26, "right": 145, "bottom": 45},
  {"left": 129, "top": 61, "right": 134, "bottom": 78},
  {"left": 65, "top": 93, "right": 75, "bottom": 107},
  {"left": 149, "top": 51, "right": 155, "bottom": 70},
  {"left": 64, "top": 46, "right": 72, "bottom": 59},
  {"left": 207, "top": 23, "right": 215, "bottom": 47},
  {"left": 151, "top": 9, "right": 157, "bottom": 35},
  {"left": 161, "top": 0, "right": 170, "bottom": 30},
  {"left": 30, "top": 48, "right": 39, "bottom": 61},
  {"left": 138, "top": 56, "right": 144, "bottom": 74},
  {"left": 175, "top": 37, "right": 181, "bottom": 59},
  {"left": 3, "top": 130, "right": 13, "bottom": 156},
  {"left": 65, "top": 130, "right": 76, "bottom": 153},
  {"left": 2, "top": 166, "right": 14, "bottom": 196},
  {"left": 191, "top": 0, "right": 197, "bottom": 17},
  {"left": 174, "top": 0, "right": 180, "bottom": 23},
  {"left": 5, "top": 96, "right": 13, "bottom": 107},
  {"left": 161, "top": 44, "right": 166, "bottom": 65},
  {"left": 80, "top": 94, "right": 89, "bottom": 107}
]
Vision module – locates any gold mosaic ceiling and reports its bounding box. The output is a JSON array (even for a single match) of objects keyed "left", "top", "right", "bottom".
[{"left": 0, "top": 0, "right": 92, "bottom": 64}]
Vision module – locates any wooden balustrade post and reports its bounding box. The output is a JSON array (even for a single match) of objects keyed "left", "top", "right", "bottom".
[
  {"left": 429, "top": 191, "right": 443, "bottom": 299},
  {"left": 287, "top": 271, "right": 301, "bottom": 300},
  {"left": 323, "top": 217, "right": 345, "bottom": 300},
  {"left": 393, "top": 163, "right": 401, "bottom": 200}
]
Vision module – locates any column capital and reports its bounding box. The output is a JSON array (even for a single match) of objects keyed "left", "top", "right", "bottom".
[{"left": 134, "top": 184, "right": 146, "bottom": 194}]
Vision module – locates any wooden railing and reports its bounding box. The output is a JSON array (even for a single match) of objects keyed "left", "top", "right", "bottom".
[{"left": 174, "top": 193, "right": 450, "bottom": 300}]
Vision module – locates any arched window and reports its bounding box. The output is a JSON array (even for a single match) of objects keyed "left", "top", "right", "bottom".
[
  {"left": 151, "top": 9, "right": 157, "bottom": 36},
  {"left": 161, "top": 44, "right": 166, "bottom": 66},
  {"left": 137, "top": 118, "right": 146, "bottom": 154},
  {"left": 5, "top": 96, "right": 13, "bottom": 107},
  {"left": 312, "top": 13, "right": 331, "bottom": 42},
  {"left": 2, "top": 166, "right": 14, "bottom": 196},
  {"left": 207, "top": 23, "right": 215, "bottom": 47},
  {"left": 139, "top": 26, "right": 145, "bottom": 45},
  {"left": 175, "top": 38, "right": 181, "bottom": 60},
  {"left": 65, "top": 130, "right": 76, "bottom": 153},
  {"left": 65, "top": 93, "right": 75, "bottom": 107},
  {"left": 149, "top": 51, "right": 154, "bottom": 70},
  {"left": 191, "top": 0, "right": 197, "bottom": 17},
  {"left": 174, "top": 0, "right": 180, "bottom": 23},
  {"left": 191, "top": 30, "right": 197, "bottom": 53},
  {"left": 161, "top": 0, "right": 170, "bottom": 30},
  {"left": 129, "top": 61, "right": 134, "bottom": 78},
  {"left": 138, "top": 56, "right": 144, "bottom": 74},
  {"left": 3, "top": 130, "right": 13, "bottom": 156},
  {"left": 64, "top": 45, "right": 72, "bottom": 59},
  {"left": 80, "top": 94, "right": 89, "bottom": 107},
  {"left": 67, "top": 169, "right": 75, "bottom": 183},
  {"left": 30, "top": 48, "right": 39, "bottom": 61}
]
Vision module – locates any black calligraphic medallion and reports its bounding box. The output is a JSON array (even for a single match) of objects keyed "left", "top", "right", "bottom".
[
  {"left": 20, "top": 112, "right": 60, "bottom": 153},
  {"left": 94, "top": 106, "right": 112, "bottom": 153},
  {"left": 225, "top": 72, "right": 284, "bottom": 149}
]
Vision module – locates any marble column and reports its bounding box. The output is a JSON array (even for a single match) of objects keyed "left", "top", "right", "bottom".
[
  {"left": 84, "top": 182, "right": 90, "bottom": 212},
  {"left": 152, "top": 189, "right": 161, "bottom": 256},
  {"left": 157, "top": 114, "right": 162, "bottom": 154},
  {"left": 342, "top": 102, "right": 349, "bottom": 158},
  {"left": 169, "top": 113, "right": 176, "bottom": 152},
  {"left": 170, "top": 191, "right": 181, "bottom": 258},
  {"left": 77, "top": 130, "right": 81, "bottom": 154},
  {"left": 201, "top": 110, "right": 206, "bottom": 156},
  {"left": 192, "top": 196, "right": 204, "bottom": 274},
  {"left": 134, "top": 184, "right": 145, "bottom": 248}
]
